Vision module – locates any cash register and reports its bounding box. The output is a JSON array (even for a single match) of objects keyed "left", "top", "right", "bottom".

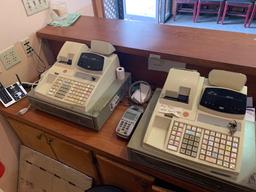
[
  {"left": 128, "top": 68, "right": 256, "bottom": 191},
  {"left": 28, "top": 40, "right": 130, "bottom": 131}
]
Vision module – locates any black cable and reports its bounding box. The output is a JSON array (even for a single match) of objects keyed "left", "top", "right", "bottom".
[{"left": 27, "top": 44, "right": 48, "bottom": 75}]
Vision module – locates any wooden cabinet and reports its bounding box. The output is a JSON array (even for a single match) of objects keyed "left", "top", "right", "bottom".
[
  {"left": 45, "top": 133, "right": 99, "bottom": 180},
  {"left": 7, "top": 118, "right": 56, "bottom": 159},
  {"left": 7, "top": 118, "right": 99, "bottom": 182},
  {"left": 96, "top": 155, "right": 155, "bottom": 192}
]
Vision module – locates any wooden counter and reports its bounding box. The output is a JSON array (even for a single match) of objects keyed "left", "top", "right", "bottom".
[
  {"left": 0, "top": 98, "right": 209, "bottom": 192},
  {"left": 37, "top": 16, "right": 256, "bottom": 75}
]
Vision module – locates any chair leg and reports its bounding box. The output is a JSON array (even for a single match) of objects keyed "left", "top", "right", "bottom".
[
  {"left": 217, "top": 1, "right": 223, "bottom": 23},
  {"left": 248, "top": 5, "right": 256, "bottom": 27},
  {"left": 244, "top": 4, "right": 253, "bottom": 27},
  {"left": 193, "top": 1, "right": 198, "bottom": 22},
  {"left": 173, "top": 3, "right": 178, "bottom": 21},
  {"left": 221, "top": 2, "right": 228, "bottom": 24}
]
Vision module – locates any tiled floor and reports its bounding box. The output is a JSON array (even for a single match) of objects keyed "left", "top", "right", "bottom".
[{"left": 166, "top": 14, "right": 256, "bottom": 34}]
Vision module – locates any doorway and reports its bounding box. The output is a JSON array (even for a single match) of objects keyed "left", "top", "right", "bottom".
[{"left": 103, "top": 0, "right": 172, "bottom": 23}]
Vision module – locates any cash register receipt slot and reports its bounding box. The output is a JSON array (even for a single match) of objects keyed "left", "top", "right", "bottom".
[{"left": 143, "top": 69, "right": 247, "bottom": 178}]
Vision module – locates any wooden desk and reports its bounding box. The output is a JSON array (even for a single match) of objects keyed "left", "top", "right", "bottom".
[
  {"left": 0, "top": 99, "right": 209, "bottom": 192},
  {"left": 37, "top": 16, "right": 256, "bottom": 74}
]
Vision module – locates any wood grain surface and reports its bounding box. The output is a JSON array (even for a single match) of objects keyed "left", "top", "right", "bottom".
[{"left": 37, "top": 16, "right": 256, "bottom": 75}]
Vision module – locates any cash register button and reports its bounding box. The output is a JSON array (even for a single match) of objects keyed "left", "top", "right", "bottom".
[
  {"left": 183, "top": 111, "right": 189, "bottom": 117},
  {"left": 191, "top": 152, "right": 197, "bottom": 157},
  {"left": 218, "top": 154, "right": 224, "bottom": 160},
  {"left": 223, "top": 162, "right": 229, "bottom": 167},
  {"left": 232, "top": 143, "right": 238, "bottom": 148},
  {"left": 200, "top": 149, "right": 206, "bottom": 154},
  {"left": 180, "top": 149, "right": 186, "bottom": 154},
  {"left": 201, "top": 144, "right": 207, "bottom": 149},
  {"left": 175, "top": 137, "right": 180, "bottom": 141},
  {"left": 217, "top": 160, "right": 223, "bottom": 165},
  {"left": 167, "top": 145, "right": 178, "bottom": 151},
  {"left": 230, "top": 158, "right": 236, "bottom": 163},
  {"left": 233, "top": 137, "right": 239, "bottom": 142},
  {"left": 229, "top": 164, "right": 235, "bottom": 169},
  {"left": 205, "top": 157, "right": 217, "bottom": 164},
  {"left": 199, "top": 154, "right": 205, "bottom": 160},
  {"left": 225, "top": 151, "right": 231, "bottom": 156}
]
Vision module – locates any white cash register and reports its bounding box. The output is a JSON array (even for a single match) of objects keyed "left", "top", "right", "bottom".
[
  {"left": 143, "top": 68, "right": 247, "bottom": 178},
  {"left": 29, "top": 40, "right": 130, "bottom": 131}
]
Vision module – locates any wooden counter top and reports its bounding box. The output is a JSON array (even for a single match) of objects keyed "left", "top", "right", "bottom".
[
  {"left": 0, "top": 98, "right": 129, "bottom": 161},
  {"left": 0, "top": 98, "right": 209, "bottom": 192},
  {"left": 37, "top": 16, "right": 256, "bottom": 75}
]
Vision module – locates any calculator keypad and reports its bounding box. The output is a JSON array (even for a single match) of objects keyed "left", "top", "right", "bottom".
[
  {"left": 48, "top": 77, "right": 94, "bottom": 105},
  {"left": 199, "top": 131, "right": 239, "bottom": 170},
  {"left": 166, "top": 120, "right": 240, "bottom": 171},
  {"left": 116, "top": 120, "right": 132, "bottom": 136},
  {"left": 180, "top": 125, "right": 202, "bottom": 157},
  {"left": 167, "top": 121, "right": 185, "bottom": 151}
]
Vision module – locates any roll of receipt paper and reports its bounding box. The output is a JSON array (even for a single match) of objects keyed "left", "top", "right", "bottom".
[{"left": 116, "top": 67, "right": 125, "bottom": 80}]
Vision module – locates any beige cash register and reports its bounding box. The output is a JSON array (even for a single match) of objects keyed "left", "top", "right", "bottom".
[
  {"left": 34, "top": 41, "right": 119, "bottom": 113},
  {"left": 143, "top": 68, "right": 247, "bottom": 178},
  {"left": 29, "top": 40, "right": 130, "bottom": 131}
]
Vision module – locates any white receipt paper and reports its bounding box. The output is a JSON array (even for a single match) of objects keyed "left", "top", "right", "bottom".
[{"left": 116, "top": 67, "right": 125, "bottom": 80}]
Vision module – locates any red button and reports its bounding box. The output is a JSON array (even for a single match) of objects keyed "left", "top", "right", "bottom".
[
  {"left": 183, "top": 111, "right": 189, "bottom": 117},
  {"left": 0, "top": 161, "right": 5, "bottom": 178}
]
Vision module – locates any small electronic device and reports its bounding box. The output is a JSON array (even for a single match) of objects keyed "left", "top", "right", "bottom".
[
  {"left": 0, "top": 82, "right": 27, "bottom": 107},
  {"left": 116, "top": 105, "right": 144, "bottom": 139}
]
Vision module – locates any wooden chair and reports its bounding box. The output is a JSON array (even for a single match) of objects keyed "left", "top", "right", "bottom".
[
  {"left": 173, "top": 0, "right": 198, "bottom": 22},
  {"left": 195, "top": 0, "right": 225, "bottom": 22},
  {"left": 220, "top": 0, "right": 254, "bottom": 27},
  {"left": 247, "top": 3, "right": 256, "bottom": 27}
]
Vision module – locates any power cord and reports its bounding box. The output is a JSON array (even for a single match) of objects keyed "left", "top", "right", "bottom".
[
  {"left": 27, "top": 41, "right": 49, "bottom": 76},
  {"left": 16, "top": 104, "right": 31, "bottom": 115}
]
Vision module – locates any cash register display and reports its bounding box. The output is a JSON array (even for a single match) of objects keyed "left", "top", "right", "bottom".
[{"left": 200, "top": 88, "right": 246, "bottom": 115}]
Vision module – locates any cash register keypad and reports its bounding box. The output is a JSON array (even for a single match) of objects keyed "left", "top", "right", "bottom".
[
  {"left": 167, "top": 121, "right": 184, "bottom": 151},
  {"left": 180, "top": 125, "right": 202, "bottom": 157},
  {"left": 199, "top": 130, "right": 239, "bottom": 170},
  {"left": 48, "top": 77, "right": 94, "bottom": 105},
  {"left": 166, "top": 120, "right": 240, "bottom": 170}
]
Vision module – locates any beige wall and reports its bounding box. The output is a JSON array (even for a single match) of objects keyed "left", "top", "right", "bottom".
[{"left": 0, "top": 1, "right": 93, "bottom": 191}]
